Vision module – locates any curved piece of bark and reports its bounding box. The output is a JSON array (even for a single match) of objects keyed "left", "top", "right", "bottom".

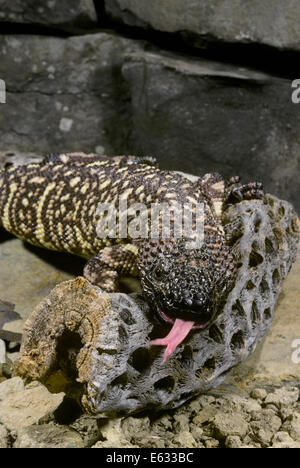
[{"left": 15, "top": 278, "right": 111, "bottom": 385}]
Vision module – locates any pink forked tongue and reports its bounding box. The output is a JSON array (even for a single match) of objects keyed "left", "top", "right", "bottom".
[{"left": 150, "top": 318, "right": 195, "bottom": 362}]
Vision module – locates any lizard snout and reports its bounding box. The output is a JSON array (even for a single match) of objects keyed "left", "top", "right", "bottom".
[{"left": 166, "top": 290, "right": 214, "bottom": 324}]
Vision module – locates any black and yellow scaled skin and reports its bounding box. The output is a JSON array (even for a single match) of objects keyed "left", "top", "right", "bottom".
[{"left": 0, "top": 153, "right": 264, "bottom": 325}]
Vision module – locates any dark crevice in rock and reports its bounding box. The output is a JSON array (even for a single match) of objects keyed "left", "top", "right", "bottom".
[
  {"left": 54, "top": 397, "right": 83, "bottom": 425},
  {"left": 0, "top": 21, "right": 111, "bottom": 38},
  {"left": 93, "top": 0, "right": 107, "bottom": 25},
  {"left": 0, "top": 22, "right": 75, "bottom": 37},
  {"left": 94, "top": 13, "right": 300, "bottom": 80},
  {"left": 23, "top": 243, "right": 85, "bottom": 277},
  {"left": 0, "top": 15, "right": 299, "bottom": 80},
  {"left": 130, "top": 32, "right": 298, "bottom": 80}
]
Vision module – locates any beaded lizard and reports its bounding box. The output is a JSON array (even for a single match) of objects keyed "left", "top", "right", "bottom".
[{"left": 0, "top": 153, "right": 265, "bottom": 361}]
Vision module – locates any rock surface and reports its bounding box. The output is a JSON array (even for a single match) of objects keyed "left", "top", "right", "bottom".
[
  {"left": 265, "top": 387, "right": 300, "bottom": 409},
  {"left": 211, "top": 412, "right": 248, "bottom": 439},
  {"left": 0, "top": 383, "right": 64, "bottom": 431},
  {"left": 93, "top": 419, "right": 138, "bottom": 448},
  {"left": 0, "top": 423, "right": 8, "bottom": 448},
  {"left": 249, "top": 409, "right": 282, "bottom": 446},
  {"left": 0, "top": 0, "right": 97, "bottom": 29},
  {"left": 0, "top": 33, "right": 142, "bottom": 157},
  {"left": 122, "top": 50, "right": 300, "bottom": 213},
  {"left": 282, "top": 413, "right": 300, "bottom": 441},
  {"left": 0, "top": 339, "right": 5, "bottom": 369},
  {"left": 272, "top": 431, "right": 300, "bottom": 449},
  {"left": 15, "top": 424, "right": 84, "bottom": 448},
  {"left": 0, "top": 339, "right": 13, "bottom": 378},
  {"left": 0, "top": 376, "right": 24, "bottom": 401},
  {"left": 15, "top": 192, "right": 300, "bottom": 416},
  {"left": 70, "top": 415, "right": 101, "bottom": 447},
  {"left": 93, "top": 385, "right": 300, "bottom": 448},
  {"left": 0, "top": 34, "right": 299, "bottom": 212},
  {"left": 0, "top": 238, "right": 77, "bottom": 320},
  {"left": 1, "top": 373, "right": 299, "bottom": 448},
  {"left": 105, "top": 0, "right": 300, "bottom": 52}
]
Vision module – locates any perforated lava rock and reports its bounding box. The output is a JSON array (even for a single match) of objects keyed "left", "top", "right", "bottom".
[{"left": 16, "top": 194, "right": 300, "bottom": 416}]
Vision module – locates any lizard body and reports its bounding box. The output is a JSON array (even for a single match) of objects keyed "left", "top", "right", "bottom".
[{"left": 0, "top": 153, "right": 265, "bottom": 360}]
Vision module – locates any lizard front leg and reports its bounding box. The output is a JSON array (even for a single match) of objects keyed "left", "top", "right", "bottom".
[
  {"left": 197, "top": 172, "right": 227, "bottom": 222},
  {"left": 223, "top": 178, "right": 265, "bottom": 245},
  {"left": 225, "top": 180, "right": 265, "bottom": 206},
  {"left": 83, "top": 244, "right": 139, "bottom": 292}
]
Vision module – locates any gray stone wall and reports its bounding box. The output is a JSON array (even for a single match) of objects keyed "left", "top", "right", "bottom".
[
  {"left": 0, "top": 0, "right": 97, "bottom": 28},
  {"left": 0, "top": 0, "right": 299, "bottom": 211},
  {"left": 105, "top": 0, "right": 300, "bottom": 51}
]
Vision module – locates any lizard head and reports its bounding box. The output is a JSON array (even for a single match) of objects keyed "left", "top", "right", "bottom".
[
  {"left": 143, "top": 257, "right": 216, "bottom": 324},
  {"left": 138, "top": 239, "right": 236, "bottom": 361}
]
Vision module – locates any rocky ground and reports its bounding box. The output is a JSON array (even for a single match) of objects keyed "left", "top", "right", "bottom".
[
  {"left": 0, "top": 372, "right": 300, "bottom": 448},
  {"left": 0, "top": 232, "right": 300, "bottom": 448}
]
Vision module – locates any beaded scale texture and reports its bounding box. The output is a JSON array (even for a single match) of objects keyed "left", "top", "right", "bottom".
[{"left": 0, "top": 153, "right": 265, "bottom": 360}]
